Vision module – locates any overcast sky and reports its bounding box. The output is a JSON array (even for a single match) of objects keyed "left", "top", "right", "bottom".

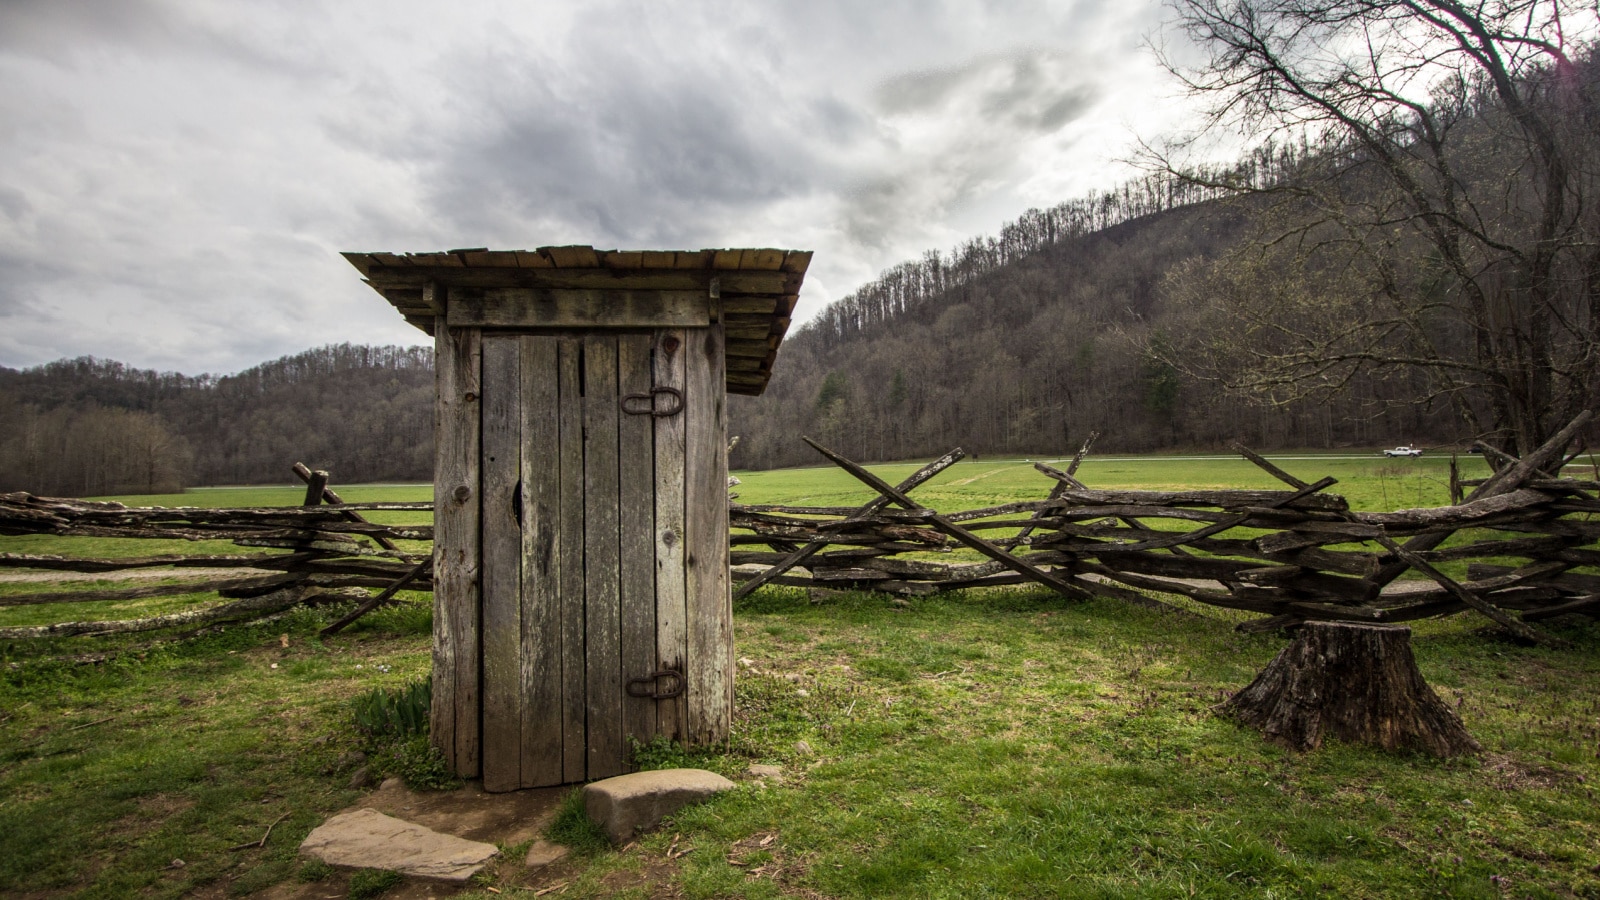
[{"left": 0, "top": 0, "right": 1197, "bottom": 375}]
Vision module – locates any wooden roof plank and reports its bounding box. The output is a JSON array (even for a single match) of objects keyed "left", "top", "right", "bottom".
[
  {"left": 745, "top": 249, "right": 785, "bottom": 270},
  {"left": 341, "top": 252, "right": 374, "bottom": 277},
  {"left": 407, "top": 252, "right": 464, "bottom": 267},
  {"left": 464, "top": 250, "right": 520, "bottom": 267},
  {"left": 603, "top": 251, "right": 644, "bottom": 269},
  {"left": 725, "top": 340, "right": 771, "bottom": 359},
  {"left": 543, "top": 245, "right": 601, "bottom": 267},
  {"left": 711, "top": 249, "right": 743, "bottom": 270},
  {"left": 514, "top": 250, "right": 554, "bottom": 268},
  {"left": 780, "top": 250, "right": 813, "bottom": 274},
  {"left": 721, "top": 297, "right": 779, "bottom": 315}
]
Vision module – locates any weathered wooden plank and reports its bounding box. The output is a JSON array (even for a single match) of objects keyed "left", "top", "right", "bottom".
[
  {"left": 1349, "top": 489, "right": 1551, "bottom": 527},
  {"left": 603, "top": 250, "right": 644, "bottom": 269},
  {"left": 479, "top": 337, "right": 522, "bottom": 792},
  {"left": 723, "top": 318, "right": 774, "bottom": 339},
  {"left": 463, "top": 250, "right": 520, "bottom": 267},
  {"left": 617, "top": 333, "right": 658, "bottom": 750},
  {"left": 301, "top": 470, "right": 329, "bottom": 508},
  {"left": 556, "top": 338, "right": 588, "bottom": 783},
  {"left": 432, "top": 316, "right": 481, "bottom": 778},
  {"left": 407, "top": 251, "right": 464, "bottom": 267},
  {"left": 653, "top": 329, "right": 689, "bottom": 745},
  {"left": 780, "top": 250, "right": 813, "bottom": 273},
  {"left": 684, "top": 324, "right": 732, "bottom": 746},
  {"left": 1049, "top": 486, "right": 1349, "bottom": 511},
  {"left": 743, "top": 249, "right": 785, "bottom": 270},
  {"left": 520, "top": 336, "right": 564, "bottom": 787},
  {"left": 448, "top": 289, "right": 712, "bottom": 329},
  {"left": 544, "top": 245, "right": 601, "bottom": 267},
  {"left": 724, "top": 340, "right": 773, "bottom": 359},
  {"left": 367, "top": 267, "right": 788, "bottom": 293},
  {"left": 584, "top": 334, "right": 625, "bottom": 778},
  {"left": 720, "top": 296, "right": 779, "bottom": 315}
]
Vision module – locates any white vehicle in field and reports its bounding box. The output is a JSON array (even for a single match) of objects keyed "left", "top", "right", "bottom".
[{"left": 1383, "top": 445, "right": 1424, "bottom": 457}]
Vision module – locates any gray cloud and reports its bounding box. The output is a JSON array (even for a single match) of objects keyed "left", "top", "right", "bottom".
[{"left": 0, "top": 0, "right": 1191, "bottom": 374}]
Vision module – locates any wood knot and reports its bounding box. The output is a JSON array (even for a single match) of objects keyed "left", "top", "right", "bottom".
[{"left": 452, "top": 485, "right": 472, "bottom": 503}]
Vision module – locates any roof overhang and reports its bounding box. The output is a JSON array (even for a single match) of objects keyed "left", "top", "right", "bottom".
[{"left": 343, "top": 246, "right": 811, "bottom": 396}]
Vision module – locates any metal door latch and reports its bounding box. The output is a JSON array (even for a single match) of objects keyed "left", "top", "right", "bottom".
[
  {"left": 626, "top": 669, "right": 686, "bottom": 699},
  {"left": 620, "top": 387, "right": 684, "bottom": 417}
]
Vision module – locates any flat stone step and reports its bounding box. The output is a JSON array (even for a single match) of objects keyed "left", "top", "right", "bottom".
[{"left": 299, "top": 808, "right": 499, "bottom": 883}]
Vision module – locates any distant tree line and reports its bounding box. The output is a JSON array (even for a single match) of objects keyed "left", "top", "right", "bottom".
[{"left": 0, "top": 344, "right": 433, "bottom": 496}]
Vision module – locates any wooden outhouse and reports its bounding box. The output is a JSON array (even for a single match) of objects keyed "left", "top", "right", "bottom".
[{"left": 344, "top": 246, "right": 809, "bottom": 790}]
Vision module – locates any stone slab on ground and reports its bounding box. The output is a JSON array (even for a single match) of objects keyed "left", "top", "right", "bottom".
[
  {"left": 299, "top": 808, "right": 499, "bottom": 883},
  {"left": 584, "top": 768, "right": 736, "bottom": 844}
]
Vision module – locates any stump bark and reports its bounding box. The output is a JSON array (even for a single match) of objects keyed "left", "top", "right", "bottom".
[{"left": 1221, "top": 621, "right": 1480, "bottom": 757}]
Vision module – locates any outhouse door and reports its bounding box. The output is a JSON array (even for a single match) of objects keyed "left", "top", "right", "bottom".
[{"left": 434, "top": 324, "right": 733, "bottom": 793}]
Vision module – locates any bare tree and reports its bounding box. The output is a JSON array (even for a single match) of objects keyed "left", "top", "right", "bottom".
[{"left": 1154, "top": 0, "right": 1600, "bottom": 452}]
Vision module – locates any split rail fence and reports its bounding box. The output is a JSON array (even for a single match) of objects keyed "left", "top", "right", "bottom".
[{"left": 4, "top": 413, "right": 1600, "bottom": 651}]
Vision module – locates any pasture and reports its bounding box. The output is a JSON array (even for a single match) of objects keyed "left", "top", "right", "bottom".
[{"left": 2, "top": 452, "right": 1598, "bottom": 899}]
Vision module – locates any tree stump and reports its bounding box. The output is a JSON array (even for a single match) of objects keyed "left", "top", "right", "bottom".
[{"left": 1221, "top": 621, "right": 1480, "bottom": 757}]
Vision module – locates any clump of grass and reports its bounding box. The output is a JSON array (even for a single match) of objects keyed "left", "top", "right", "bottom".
[
  {"left": 297, "top": 859, "right": 334, "bottom": 882},
  {"left": 349, "top": 677, "right": 430, "bottom": 742},
  {"left": 545, "top": 787, "right": 610, "bottom": 854},
  {"left": 346, "top": 868, "right": 402, "bottom": 899},
  {"left": 347, "top": 677, "right": 457, "bottom": 791},
  {"left": 379, "top": 735, "right": 457, "bottom": 791}
]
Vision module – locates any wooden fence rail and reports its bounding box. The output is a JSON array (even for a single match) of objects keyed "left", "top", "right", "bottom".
[{"left": 4, "top": 414, "right": 1600, "bottom": 649}]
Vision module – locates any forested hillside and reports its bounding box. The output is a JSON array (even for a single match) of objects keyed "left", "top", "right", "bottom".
[
  {"left": 0, "top": 345, "right": 432, "bottom": 495},
  {"left": 730, "top": 192, "right": 1455, "bottom": 471}
]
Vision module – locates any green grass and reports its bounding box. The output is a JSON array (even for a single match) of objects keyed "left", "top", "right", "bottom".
[{"left": 2, "top": 454, "right": 1597, "bottom": 898}]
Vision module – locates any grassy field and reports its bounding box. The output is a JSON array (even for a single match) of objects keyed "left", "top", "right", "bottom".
[{"left": 3, "top": 452, "right": 1598, "bottom": 899}]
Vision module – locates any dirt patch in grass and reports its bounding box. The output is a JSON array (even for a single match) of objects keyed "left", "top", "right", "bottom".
[
  {"left": 1482, "top": 753, "right": 1581, "bottom": 791},
  {"left": 353, "top": 776, "right": 565, "bottom": 847}
]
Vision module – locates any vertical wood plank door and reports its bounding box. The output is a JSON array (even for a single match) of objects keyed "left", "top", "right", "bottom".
[{"left": 468, "top": 326, "right": 729, "bottom": 790}]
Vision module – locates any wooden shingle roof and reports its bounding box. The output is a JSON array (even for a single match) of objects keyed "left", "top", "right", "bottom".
[{"left": 342, "top": 245, "right": 811, "bottom": 396}]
